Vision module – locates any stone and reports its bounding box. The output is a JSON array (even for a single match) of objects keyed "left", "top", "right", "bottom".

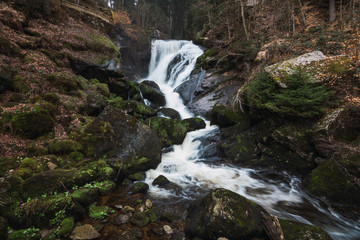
[
  {"left": 210, "top": 104, "right": 251, "bottom": 129},
  {"left": 89, "top": 204, "right": 113, "bottom": 220},
  {"left": 130, "top": 211, "right": 150, "bottom": 227},
  {"left": 47, "top": 162, "right": 57, "bottom": 170},
  {"left": 48, "top": 139, "right": 83, "bottom": 154},
  {"left": 182, "top": 117, "right": 206, "bottom": 131},
  {"left": 57, "top": 217, "right": 75, "bottom": 238},
  {"left": 185, "top": 188, "right": 266, "bottom": 240},
  {"left": 145, "top": 199, "right": 152, "bottom": 209},
  {"left": 280, "top": 219, "right": 332, "bottom": 240},
  {"left": 85, "top": 90, "right": 108, "bottom": 116},
  {"left": 129, "top": 182, "right": 149, "bottom": 194},
  {"left": 70, "top": 224, "right": 100, "bottom": 240},
  {"left": 114, "top": 214, "right": 130, "bottom": 225},
  {"left": 152, "top": 227, "right": 164, "bottom": 235},
  {"left": 121, "top": 206, "right": 135, "bottom": 213},
  {"left": 141, "top": 80, "right": 161, "bottom": 90},
  {"left": 163, "top": 225, "right": 174, "bottom": 235},
  {"left": 139, "top": 82, "right": 166, "bottom": 108},
  {"left": 157, "top": 108, "right": 181, "bottom": 120}
]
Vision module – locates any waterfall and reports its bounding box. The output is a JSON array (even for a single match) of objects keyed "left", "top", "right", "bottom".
[{"left": 143, "top": 39, "right": 360, "bottom": 240}]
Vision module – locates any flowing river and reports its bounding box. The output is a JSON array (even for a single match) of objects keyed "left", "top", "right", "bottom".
[{"left": 140, "top": 39, "right": 360, "bottom": 240}]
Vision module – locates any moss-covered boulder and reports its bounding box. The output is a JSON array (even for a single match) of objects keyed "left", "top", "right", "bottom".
[
  {"left": 185, "top": 188, "right": 266, "bottom": 240},
  {"left": 211, "top": 104, "right": 251, "bottom": 129},
  {"left": 280, "top": 219, "right": 332, "bottom": 240},
  {"left": 130, "top": 182, "right": 149, "bottom": 194},
  {"left": 71, "top": 188, "right": 99, "bottom": 207},
  {"left": 85, "top": 90, "right": 108, "bottom": 116},
  {"left": 48, "top": 139, "right": 83, "bottom": 154},
  {"left": 304, "top": 154, "right": 360, "bottom": 207},
  {"left": 157, "top": 108, "right": 181, "bottom": 120},
  {"left": 57, "top": 217, "right": 75, "bottom": 238},
  {"left": 80, "top": 106, "right": 161, "bottom": 164},
  {"left": 8, "top": 228, "right": 41, "bottom": 240},
  {"left": 47, "top": 72, "right": 86, "bottom": 94},
  {"left": 10, "top": 106, "right": 55, "bottom": 139},
  {"left": 182, "top": 117, "right": 206, "bottom": 131},
  {"left": 145, "top": 117, "right": 190, "bottom": 147},
  {"left": 139, "top": 82, "right": 166, "bottom": 108},
  {"left": 13, "top": 193, "right": 85, "bottom": 228},
  {"left": 89, "top": 204, "right": 113, "bottom": 220},
  {"left": 131, "top": 211, "right": 150, "bottom": 227}
]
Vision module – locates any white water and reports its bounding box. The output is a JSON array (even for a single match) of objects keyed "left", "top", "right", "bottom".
[{"left": 143, "top": 39, "right": 360, "bottom": 240}]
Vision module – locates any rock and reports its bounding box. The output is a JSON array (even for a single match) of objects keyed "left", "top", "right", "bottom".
[
  {"left": 152, "top": 227, "right": 164, "bottom": 235},
  {"left": 185, "top": 188, "right": 266, "bottom": 240},
  {"left": 129, "top": 227, "right": 143, "bottom": 239},
  {"left": 121, "top": 206, "right": 135, "bottom": 214},
  {"left": 85, "top": 90, "right": 108, "bottom": 116},
  {"left": 153, "top": 175, "right": 170, "bottom": 188},
  {"left": 157, "top": 108, "right": 181, "bottom": 120},
  {"left": 182, "top": 118, "right": 206, "bottom": 131},
  {"left": 210, "top": 104, "right": 251, "bottom": 129},
  {"left": 71, "top": 188, "right": 99, "bottom": 207},
  {"left": 48, "top": 139, "right": 83, "bottom": 154},
  {"left": 128, "top": 172, "right": 146, "bottom": 181},
  {"left": 141, "top": 80, "right": 161, "bottom": 91},
  {"left": 139, "top": 82, "right": 166, "bottom": 108},
  {"left": 311, "top": 107, "right": 360, "bottom": 157},
  {"left": 10, "top": 106, "right": 55, "bottom": 139},
  {"left": 279, "top": 219, "right": 332, "bottom": 240},
  {"left": 80, "top": 106, "right": 162, "bottom": 176},
  {"left": 174, "top": 70, "right": 204, "bottom": 104},
  {"left": 145, "top": 199, "right": 152, "bottom": 209},
  {"left": 265, "top": 51, "right": 327, "bottom": 79},
  {"left": 114, "top": 214, "right": 130, "bottom": 225},
  {"left": 130, "top": 211, "right": 150, "bottom": 227},
  {"left": 145, "top": 117, "right": 190, "bottom": 147},
  {"left": 70, "top": 224, "right": 100, "bottom": 240},
  {"left": 163, "top": 225, "right": 174, "bottom": 235},
  {"left": 89, "top": 204, "right": 113, "bottom": 220},
  {"left": 47, "top": 162, "right": 57, "bottom": 170},
  {"left": 304, "top": 154, "right": 360, "bottom": 207},
  {"left": 145, "top": 208, "right": 157, "bottom": 222},
  {"left": 255, "top": 50, "right": 268, "bottom": 62},
  {"left": 57, "top": 217, "right": 75, "bottom": 238},
  {"left": 130, "top": 182, "right": 149, "bottom": 194}
]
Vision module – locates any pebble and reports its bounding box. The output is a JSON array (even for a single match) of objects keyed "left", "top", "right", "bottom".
[
  {"left": 114, "top": 204, "right": 123, "bottom": 209},
  {"left": 114, "top": 214, "right": 130, "bottom": 225},
  {"left": 163, "top": 225, "right": 173, "bottom": 235},
  {"left": 145, "top": 199, "right": 152, "bottom": 209},
  {"left": 70, "top": 224, "right": 100, "bottom": 240},
  {"left": 121, "top": 206, "right": 135, "bottom": 213}
]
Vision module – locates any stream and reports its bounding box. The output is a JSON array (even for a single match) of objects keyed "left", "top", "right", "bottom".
[{"left": 140, "top": 39, "right": 360, "bottom": 240}]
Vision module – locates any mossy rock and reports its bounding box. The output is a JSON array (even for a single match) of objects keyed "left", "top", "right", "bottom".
[
  {"left": 10, "top": 106, "right": 55, "bottom": 139},
  {"left": 15, "top": 167, "right": 34, "bottom": 179},
  {"left": 41, "top": 92, "right": 60, "bottom": 105},
  {"left": 71, "top": 188, "right": 99, "bottom": 207},
  {"left": 92, "top": 82, "right": 110, "bottom": 97},
  {"left": 85, "top": 90, "right": 108, "bottom": 116},
  {"left": 128, "top": 172, "right": 146, "bottom": 181},
  {"left": 89, "top": 204, "right": 113, "bottom": 220},
  {"left": 13, "top": 193, "right": 85, "bottom": 228},
  {"left": 118, "top": 157, "right": 159, "bottom": 179},
  {"left": 81, "top": 180, "right": 116, "bottom": 196},
  {"left": 130, "top": 211, "right": 149, "bottom": 227},
  {"left": 48, "top": 139, "right": 83, "bottom": 154},
  {"left": 279, "top": 219, "right": 332, "bottom": 240},
  {"left": 185, "top": 188, "right": 266, "bottom": 240},
  {"left": 145, "top": 208, "right": 157, "bottom": 223},
  {"left": 57, "top": 217, "right": 75, "bottom": 238},
  {"left": 25, "top": 143, "right": 48, "bottom": 156},
  {"left": 109, "top": 99, "right": 156, "bottom": 119},
  {"left": 145, "top": 117, "right": 190, "bottom": 147},
  {"left": 182, "top": 117, "right": 206, "bottom": 131},
  {"left": 47, "top": 72, "right": 85, "bottom": 93},
  {"left": 130, "top": 182, "right": 149, "bottom": 194},
  {"left": 304, "top": 157, "right": 360, "bottom": 207},
  {"left": 8, "top": 228, "right": 41, "bottom": 240},
  {"left": 211, "top": 104, "right": 251, "bottom": 129},
  {"left": 0, "top": 157, "right": 19, "bottom": 176}
]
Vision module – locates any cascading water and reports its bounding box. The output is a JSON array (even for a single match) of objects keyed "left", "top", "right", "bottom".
[{"left": 142, "top": 39, "right": 360, "bottom": 240}]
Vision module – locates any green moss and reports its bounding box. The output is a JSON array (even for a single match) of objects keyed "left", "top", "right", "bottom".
[
  {"left": 41, "top": 92, "right": 60, "bottom": 105},
  {"left": 69, "top": 151, "right": 84, "bottom": 161},
  {"left": 11, "top": 75, "right": 30, "bottom": 93},
  {"left": 89, "top": 204, "right": 113, "bottom": 219},
  {"left": 8, "top": 228, "right": 41, "bottom": 240},
  {"left": 48, "top": 139, "right": 83, "bottom": 154},
  {"left": 130, "top": 211, "right": 150, "bottom": 227},
  {"left": 145, "top": 208, "right": 157, "bottom": 222},
  {"left": 57, "top": 217, "right": 75, "bottom": 238},
  {"left": 279, "top": 219, "right": 332, "bottom": 240},
  {"left": 47, "top": 72, "right": 85, "bottom": 93},
  {"left": 15, "top": 167, "right": 34, "bottom": 179}
]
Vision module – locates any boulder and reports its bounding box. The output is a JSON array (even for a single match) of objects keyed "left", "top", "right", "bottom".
[
  {"left": 185, "top": 188, "right": 266, "bottom": 240},
  {"left": 129, "top": 182, "right": 149, "bottom": 194},
  {"left": 141, "top": 80, "right": 161, "bottom": 91},
  {"left": 174, "top": 70, "right": 204, "bottom": 104},
  {"left": 145, "top": 117, "right": 190, "bottom": 147},
  {"left": 152, "top": 175, "right": 183, "bottom": 194},
  {"left": 57, "top": 217, "right": 75, "bottom": 238},
  {"left": 131, "top": 211, "right": 150, "bottom": 227},
  {"left": 139, "top": 82, "right": 166, "bottom": 108},
  {"left": 279, "top": 219, "right": 332, "bottom": 240},
  {"left": 70, "top": 224, "right": 100, "bottom": 240},
  {"left": 85, "top": 90, "right": 108, "bottom": 116},
  {"left": 182, "top": 117, "right": 206, "bottom": 131},
  {"left": 157, "top": 108, "right": 181, "bottom": 120},
  {"left": 211, "top": 104, "right": 251, "bottom": 129},
  {"left": 80, "top": 106, "right": 162, "bottom": 164}
]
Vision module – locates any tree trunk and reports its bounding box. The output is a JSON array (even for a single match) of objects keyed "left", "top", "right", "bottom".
[
  {"left": 239, "top": 0, "right": 249, "bottom": 41},
  {"left": 329, "top": 0, "right": 336, "bottom": 22}
]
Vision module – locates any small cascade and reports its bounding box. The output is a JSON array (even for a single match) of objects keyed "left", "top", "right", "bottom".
[{"left": 142, "top": 39, "right": 360, "bottom": 240}]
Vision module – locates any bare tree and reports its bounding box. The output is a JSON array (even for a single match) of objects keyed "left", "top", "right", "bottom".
[{"left": 329, "top": 0, "right": 336, "bottom": 22}]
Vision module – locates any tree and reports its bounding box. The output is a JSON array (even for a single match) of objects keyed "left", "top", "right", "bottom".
[{"left": 329, "top": 0, "right": 336, "bottom": 22}]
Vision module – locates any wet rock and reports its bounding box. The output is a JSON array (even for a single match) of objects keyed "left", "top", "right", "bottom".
[
  {"left": 152, "top": 227, "right": 164, "bottom": 235},
  {"left": 70, "top": 224, "right": 100, "bottom": 240},
  {"left": 210, "top": 104, "right": 251, "bottom": 129},
  {"left": 182, "top": 117, "right": 206, "bottom": 131},
  {"left": 80, "top": 106, "right": 162, "bottom": 175},
  {"left": 145, "top": 199, "right": 152, "bottom": 209},
  {"left": 139, "top": 82, "right": 166, "bottom": 108},
  {"left": 185, "top": 188, "right": 266, "bottom": 240},
  {"left": 131, "top": 211, "right": 150, "bottom": 227},
  {"left": 145, "top": 117, "right": 190, "bottom": 147},
  {"left": 121, "top": 206, "right": 135, "bottom": 214},
  {"left": 304, "top": 154, "right": 360, "bottom": 207},
  {"left": 145, "top": 208, "right": 157, "bottom": 222},
  {"left": 130, "top": 182, "right": 149, "bottom": 194},
  {"left": 114, "top": 214, "right": 130, "bottom": 225},
  {"left": 157, "top": 108, "right": 181, "bottom": 120},
  {"left": 164, "top": 225, "right": 174, "bottom": 235},
  {"left": 174, "top": 70, "right": 204, "bottom": 104},
  {"left": 153, "top": 175, "right": 170, "bottom": 187},
  {"left": 279, "top": 219, "right": 332, "bottom": 240},
  {"left": 141, "top": 80, "right": 161, "bottom": 91},
  {"left": 71, "top": 188, "right": 99, "bottom": 207}
]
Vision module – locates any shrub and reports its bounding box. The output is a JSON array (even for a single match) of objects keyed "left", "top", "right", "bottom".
[{"left": 246, "top": 68, "right": 332, "bottom": 118}]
